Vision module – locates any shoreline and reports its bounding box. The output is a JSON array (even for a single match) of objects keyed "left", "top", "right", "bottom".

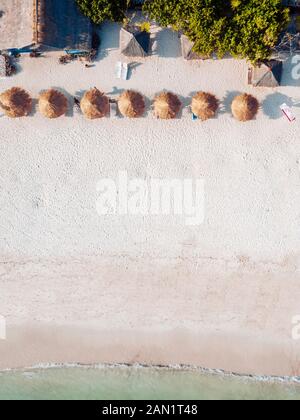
[
  {"left": 1, "top": 362, "right": 300, "bottom": 385},
  {"left": 0, "top": 323, "right": 300, "bottom": 377}
]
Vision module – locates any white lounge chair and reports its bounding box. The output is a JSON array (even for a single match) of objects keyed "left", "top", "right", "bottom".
[
  {"left": 115, "top": 61, "right": 122, "bottom": 79},
  {"left": 116, "top": 62, "right": 129, "bottom": 81},
  {"left": 121, "top": 63, "right": 129, "bottom": 81}
]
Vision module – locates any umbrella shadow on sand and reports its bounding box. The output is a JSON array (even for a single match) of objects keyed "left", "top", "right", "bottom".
[
  {"left": 28, "top": 98, "right": 38, "bottom": 117},
  {"left": 128, "top": 62, "right": 143, "bottom": 80},
  {"left": 262, "top": 93, "right": 294, "bottom": 120},
  {"left": 222, "top": 91, "right": 242, "bottom": 115}
]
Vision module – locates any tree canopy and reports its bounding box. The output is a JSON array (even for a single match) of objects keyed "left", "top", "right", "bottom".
[
  {"left": 76, "top": 0, "right": 129, "bottom": 25},
  {"left": 143, "top": 0, "right": 290, "bottom": 63}
]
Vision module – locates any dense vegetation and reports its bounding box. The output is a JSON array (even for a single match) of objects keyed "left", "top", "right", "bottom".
[
  {"left": 76, "top": 0, "right": 129, "bottom": 25},
  {"left": 143, "top": 0, "right": 290, "bottom": 63},
  {"left": 76, "top": 0, "right": 290, "bottom": 63}
]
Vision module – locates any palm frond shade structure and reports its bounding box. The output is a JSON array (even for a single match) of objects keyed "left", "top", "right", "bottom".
[
  {"left": 39, "top": 89, "right": 68, "bottom": 119},
  {"left": 0, "top": 87, "right": 32, "bottom": 118},
  {"left": 249, "top": 60, "right": 282, "bottom": 88},
  {"left": 120, "top": 28, "right": 150, "bottom": 58},
  {"left": 80, "top": 88, "right": 109, "bottom": 119},
  {"left": 154, "top": 92, "right": 182, "bottom": 120},
  {"left": 192, "top": 92, "right": 219, "bottom": 121},
  {"left": 118, "top": 90, "right": 145, "bottom": 118},
  {"left": 181, "top": 35, "right": 206, "bottom": 60},
  {"left": 231, "top": 93, "right": 259, "bottom": 122}
]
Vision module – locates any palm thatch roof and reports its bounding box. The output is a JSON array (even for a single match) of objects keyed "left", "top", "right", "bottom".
[
  {"left": 118, "top": 90, "right": 145, "bottom": 118},
  {"left": 249, "top": 60, "right": 283, "bottom": 88},
  {"left": 0, "top": 87, "right": 32, "bottom": 118},
  {"left": 39, "top": 89, "right": 68, "bottom": 118},
  {"left": 192, "top": 92, "right": 219, "bottom": 121},
  {"left": 33, "top": 0, "right": 92, "bottom": 51},
  {"left": 120, "top": 28, "right": 150, "bottom": 57},
  {"left": 181, "top": 35, "right": 206, "bottom": 60},
  {"left": 231, "top": 94, "right": 259, "bottom": 122},
  {"left": 80, "top": 89, "right": 110, "bottom": 119},
  {"left": 0, "top": 0, "right": 92, "bottom": 52},
  {"left": 154, "top": 92, "right": 182, "bottom": 120}
]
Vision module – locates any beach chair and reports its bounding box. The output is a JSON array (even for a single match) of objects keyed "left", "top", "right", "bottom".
[
  {"left": 115, "top": 61, "right": 122, "bottom": 79},
  {"left": 115, "top": 62, "right": 129, "bottom": 81},
  {"left": 121, "top": 63, "right": 129, "bottom": 81},
  {"left": 280, "top": 103, "right": 296, "bottom": 122}
]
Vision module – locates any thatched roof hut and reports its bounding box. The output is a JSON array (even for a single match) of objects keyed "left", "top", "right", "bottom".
[
  {"left": 0, "top": 87, "right": 32, "bottom": 118},
  {"left": 39, "top": 89, "right": 68, "bottom": 118},
  {"left": 192, "top": 92, "right": 219, "bottom": 121},
  {"left": 0, "top": 0, "right": 92, "bottom": 52},
  {"left": 33, "top": 0, "right": 93, "bottom": 51},
  {"left": 154, "top": 92, "right": 182, "bottom": 120},
  {"left": 248, "top": 60, "right": 283, "bottom": 88},
  {"left": 80, "top": 89, "right": 110, "bottom": 119},
  {"left": 181, "top": 35, "right": 206, "bottom": 60},
  {"left": 118, "top": 91, "right": 145, "bottom": 118},
  {"left": 231, "top": 94, "right": 259, "bottom": 122},
  {"left": 120, "top": 28, "right": 150, "bottom": 57}
]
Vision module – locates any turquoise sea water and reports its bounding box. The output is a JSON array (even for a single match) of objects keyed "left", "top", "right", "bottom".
[{"left": 0, "top": 366, "right": 300, "bottom": 400}]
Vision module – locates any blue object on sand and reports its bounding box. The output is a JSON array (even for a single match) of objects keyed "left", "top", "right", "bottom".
[{"left": 192, "top": 113, "right": 198, "bottom": 121}]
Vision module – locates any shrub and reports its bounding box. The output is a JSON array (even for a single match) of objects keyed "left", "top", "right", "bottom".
[
  {"left": 143, "top": 0, "right": 290, "bottom": 63},
  {"left": 76, "top": 0, "right": 129, "bottom": 25}
]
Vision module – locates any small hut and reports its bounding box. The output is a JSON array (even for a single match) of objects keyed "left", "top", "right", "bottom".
[
  {"left": 181, "top": 35, "right": 206, "bottom": 60},
  {"left": 0, "top": 87, "right": 32, "bottom": 118},
  {"left": 118, "top": 90, "right": 145, "bottom": 118},
  {"left": 231, "top": 93, "right": 259, "bottom": 122},
  {"left": 80, "top": 88, "right": 109, "bottom": 119},
  {"left": 248, "top": 60, "right": 283, "bottom": 87},
  {"left": 154, "top": 92, "right": 182, "bottom": 120},
  {"left": 120, "top": 27, "right": 150, "bottom": 57},
  {"left": 192, "top": 92, "right": 219, "bottom": 121},
  {"left": 39, "top": 89, "right": 68, "bottom": 118},
  {"left": 0, "top": 0, "right": 93, "bottom": 53}
]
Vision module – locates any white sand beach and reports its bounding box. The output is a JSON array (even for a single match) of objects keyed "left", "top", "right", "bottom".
[{"left": 0, "top": 23, "right": 300, "bottom": 376}]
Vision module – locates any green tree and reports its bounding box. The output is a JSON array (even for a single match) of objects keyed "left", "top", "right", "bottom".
[
  {"left": 143, "top": 0, "right": 290, "bottom": 63},
  {"left": 228, "top": 0, "right": 290, "bottom": 63},
  {"left": 76, "top": 0, "right": 129, "bottom": 25},
  {"left": 185, "top": 0, "right": 231, "bottom": 59}
]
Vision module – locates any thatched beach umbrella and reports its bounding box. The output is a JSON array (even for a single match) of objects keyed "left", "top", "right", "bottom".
[
  {"left": 118, "top": 90, "right": 145, "bottom": 118},
  {"left": 39, "top": 89, "right": 68, "bottom": 119},
  {"left": 231, "top": 93, "right": 259, "bottom": 122},
  {"left": 0, "top": 87, "right": 32, "bottom": 118},
  {"left": 192, "top": 92, "right": 219, "bottom": 121},
  {"left": 80, "top": 88, "right": 109, "bottom": 119},
  {"left": 154, "top": 92, "right": 181, "bottom": 120}
]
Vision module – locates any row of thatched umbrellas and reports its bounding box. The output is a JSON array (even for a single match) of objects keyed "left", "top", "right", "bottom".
[{"left": 0, "top": 87, "right": 259, "bottom": 122}]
